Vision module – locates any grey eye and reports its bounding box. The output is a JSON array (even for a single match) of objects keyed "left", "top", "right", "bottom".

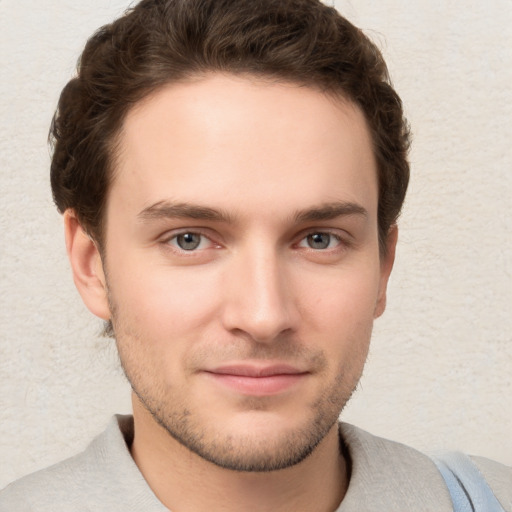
[
  {"left": 306, "top": 233, "right": 331, "bottom": 249},
  {"left": 176, "top": 233, "right": 202, "bottom": 250}
]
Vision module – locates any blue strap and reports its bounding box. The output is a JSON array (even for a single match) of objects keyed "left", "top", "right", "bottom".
[{"left": 433, "top": 452, "right": 506, "bottom": 512}]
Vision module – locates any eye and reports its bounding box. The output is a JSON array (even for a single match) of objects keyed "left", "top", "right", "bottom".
[
  {"left": 299, "top": 232, "right": 341, "bottom": 250},
  {"left": 168, "top": 232, "right": 211, "bottom": 251}
]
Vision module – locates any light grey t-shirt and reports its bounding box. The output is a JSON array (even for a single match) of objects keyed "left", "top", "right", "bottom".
[{"left": 1, "top": 415, "right": 510, "bottom": 511}]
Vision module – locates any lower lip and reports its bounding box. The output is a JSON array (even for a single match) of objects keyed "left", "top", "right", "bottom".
[{"left": 205, "top": 373, "right": 307, "bottom": 396}]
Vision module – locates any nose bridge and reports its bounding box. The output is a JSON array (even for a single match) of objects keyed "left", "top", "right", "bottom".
[{"left": 221, "top": 240, "right": 296, "bottom": 342}]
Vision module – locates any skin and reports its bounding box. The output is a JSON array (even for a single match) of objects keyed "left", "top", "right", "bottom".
[{"left": 65, "top": 74, "right": 397, "bottom": 512}]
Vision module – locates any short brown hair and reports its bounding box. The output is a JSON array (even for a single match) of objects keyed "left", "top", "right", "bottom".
[{"left": 50, "top": 0, "right": 410, "bottom": 251}]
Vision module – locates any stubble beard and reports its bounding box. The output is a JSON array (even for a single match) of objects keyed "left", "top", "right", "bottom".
[
  {"left": 108, "top": 294, "right": 367, "bottom": 473},
  {"left": 127, "top": 362, "right": 357, "bottom": 473}
]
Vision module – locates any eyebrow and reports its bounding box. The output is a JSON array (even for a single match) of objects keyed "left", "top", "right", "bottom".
[
  {"left": 137, "top": 200, "right": 367, "bottom": 224},
  {"left": 138, "top": 201, "right": 234, "bottom": 223},
  {"left": 293, "top": 201, "right": 368, "bottom": 223}
]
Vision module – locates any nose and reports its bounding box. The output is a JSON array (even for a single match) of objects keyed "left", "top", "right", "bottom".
[{"left": 220, "top": 246, "right": 299, "bottom": 343}]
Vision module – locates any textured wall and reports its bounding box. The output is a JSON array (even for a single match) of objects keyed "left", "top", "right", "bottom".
[{"left": 0, "top": 0, "right": 510, "bottom": 488}]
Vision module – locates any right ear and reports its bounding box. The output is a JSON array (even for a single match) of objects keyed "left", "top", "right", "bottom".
[{"left": 64, "top": 209, "right": 111, "bottom": 320}]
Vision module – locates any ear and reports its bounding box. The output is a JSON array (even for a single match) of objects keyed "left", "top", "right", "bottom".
[
  {"left": 64, "top": 210, "right": 111, "bottom": 320},
  {"left": 374, "top": 224, "right": 398, "bottom": 318}
]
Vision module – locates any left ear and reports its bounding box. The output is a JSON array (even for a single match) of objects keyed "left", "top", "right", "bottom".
[{"left": 374, "top": 224, "right": 398, "bottom": 318}]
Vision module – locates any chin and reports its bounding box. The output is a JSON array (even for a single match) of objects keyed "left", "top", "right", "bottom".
[
  {"left": 152, "top": 405, "right": 340, "bottom": 473},
  {"left": 181, "top": 426, "right": 330, "bottom": 473}
]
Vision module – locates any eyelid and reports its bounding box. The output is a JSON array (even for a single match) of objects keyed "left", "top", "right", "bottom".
[
  {"left": 295, "top": 228, "right": 351, "bottom": 246},
  {"left": 160, "top": 228, "right": 222, "bottom": 252},
  {"left": 297, "top": 233, "right": 341, "bottom": 250},
  {"left": 157, "top": 226, "right": 353, "bottom": 252}
]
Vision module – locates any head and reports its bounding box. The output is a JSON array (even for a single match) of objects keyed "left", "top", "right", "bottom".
[{"left": 55, "top": 0, "right": 410, "bottom": 472}]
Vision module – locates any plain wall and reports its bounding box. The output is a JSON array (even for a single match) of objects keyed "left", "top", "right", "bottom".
[{"left": 0, "top": 0, "right": 510, "bottom": 488}]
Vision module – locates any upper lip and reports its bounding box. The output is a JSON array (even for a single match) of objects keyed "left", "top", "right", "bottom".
[{"left": 206, "top": 363, "right": 308, "bottom": 377}]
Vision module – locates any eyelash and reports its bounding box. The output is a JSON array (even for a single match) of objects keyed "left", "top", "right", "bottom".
[
  {"left": 296, "top": 231, "right": 345, "bottom": 251},
  {"left": 161, "top": 229, "right": 219, "bottom": 254},
  {"left": 160, "top": 229, "right": 350, "bottom": 255}
]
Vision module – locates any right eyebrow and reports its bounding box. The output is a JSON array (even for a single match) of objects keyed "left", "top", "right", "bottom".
[{"left": 137, "top": 201, "right": 234, "bottom": 223}]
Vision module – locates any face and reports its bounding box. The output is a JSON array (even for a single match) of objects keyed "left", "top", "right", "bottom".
[{"left": 95, "top": 74, "right": 394, "bottom": 471}]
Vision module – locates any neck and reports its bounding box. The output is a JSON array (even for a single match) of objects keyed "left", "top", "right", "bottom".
[{"left": 130, "top": 399, "right": 348, "bottom": 512}]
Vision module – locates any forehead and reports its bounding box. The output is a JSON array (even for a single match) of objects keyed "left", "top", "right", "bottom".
[{"left": 111, "top": 74, "right": 377, "bottom": 223}]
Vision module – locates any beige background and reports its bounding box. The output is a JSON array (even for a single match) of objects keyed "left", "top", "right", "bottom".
[{"left": 1, "top": 0, "right": 511, "bottom": 488}]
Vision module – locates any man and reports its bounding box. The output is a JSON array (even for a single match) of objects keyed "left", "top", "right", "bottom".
[{"left": 1, "top": 0, "right": 510, "bottom": 510}]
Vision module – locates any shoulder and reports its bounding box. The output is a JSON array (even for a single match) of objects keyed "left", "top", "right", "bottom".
[
  {"left": 470, "top": 455, "right": 512, "bottom": 510},
  {"left": 0, "top": 415, "right": 165, "bottom": 512},
  {"left": 338, "top": 423, "right": 512, "bottom": 512},
  {"left": 338, "top": 423, "right": 454, "bottom": 511},
  {"left": 0, "top": 447, "right": 101, "bottom": 511}
]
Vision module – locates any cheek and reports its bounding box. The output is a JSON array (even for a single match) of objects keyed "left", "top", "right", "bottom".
[
  {"left": 299, "top": 264, "right": 381, "bottom": 330},
  {"left": 108, "top": 257, "right": 224, "bottom": 337},
  {"left": 295, "top": 263, "right": 379, "bottom": 379}
]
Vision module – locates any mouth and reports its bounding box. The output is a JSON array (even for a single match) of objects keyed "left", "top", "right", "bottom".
[{"left": 203, "top": 363, "right": 310, "bottom": 396}]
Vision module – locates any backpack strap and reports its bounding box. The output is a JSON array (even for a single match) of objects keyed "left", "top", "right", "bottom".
[{"left": 433, "top": 452, "right": 506, "bottom": 512}]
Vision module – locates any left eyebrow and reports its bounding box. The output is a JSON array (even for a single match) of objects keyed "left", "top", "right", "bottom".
[{"left": 293, "top": 201, "right": 368, "bottom": 223}]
